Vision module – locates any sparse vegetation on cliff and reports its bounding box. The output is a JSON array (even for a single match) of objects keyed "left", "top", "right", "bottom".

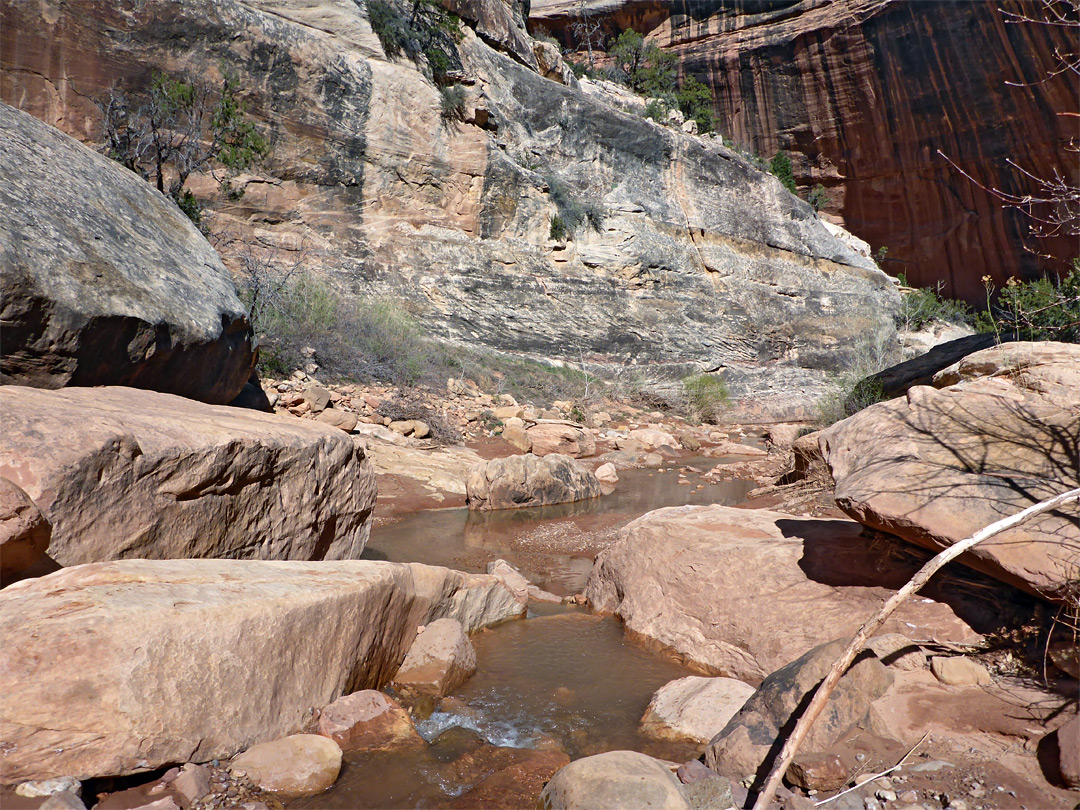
[
  {"left": 769, "top": 151, "right": 797, "bottom": 194},
  {"left": 976, "top": 265, "right": 1080, "bottom": 343},
  {"left": 366, "top": 0, "right": 462, "bottom": 80},
  {"left": 99, "top": 71, "right": 268, "bottom": 225}
]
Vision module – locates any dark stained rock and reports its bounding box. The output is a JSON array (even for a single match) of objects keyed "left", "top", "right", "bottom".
[
  {"left": 860, "top": 332, "right": 1003, "bottom": 400},
  {"left": 531, "top": 0, "right": 1078, "bottom": 302},
  {"left": 0, "top": 477, "right": 50, "bottom": 582},
  {"left": 0, "top": 103, "right": 254, "bottom": 405}
]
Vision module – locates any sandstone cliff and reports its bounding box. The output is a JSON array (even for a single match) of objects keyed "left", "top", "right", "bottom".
[
  {"left": 531, "top": 0, "right": 1079, "bottom": 302},
  {"left": 1, "top": 0, "right": 900, "bottom": 420}
]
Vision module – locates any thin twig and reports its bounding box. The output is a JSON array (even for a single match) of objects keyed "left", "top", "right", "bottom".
[
  {"left": 813, "top": 732, "right": 930, "bottom": 807},
  {"left": 752, "top": 487, "right": 1080, "bottom": 810}
]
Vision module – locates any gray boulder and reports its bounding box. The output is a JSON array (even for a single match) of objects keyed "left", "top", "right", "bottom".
[
  {"left": 539, "top": 750, "right": 689, "bottom": 810},
  {"left": 0, "top": 103, "right": 253, "bottom": 404}
]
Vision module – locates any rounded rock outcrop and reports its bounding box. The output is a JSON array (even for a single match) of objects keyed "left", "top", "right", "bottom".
[
  {"left": 0, "top": 102, "right": 254, "bottom": 404},
  {"left": 539, "top": 750, "right": 689, "bottom": 810}
]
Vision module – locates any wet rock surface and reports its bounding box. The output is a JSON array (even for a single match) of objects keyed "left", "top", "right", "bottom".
[
  {"left": 0, "top": 103, "right": 253, "bottom": 404},
  {"left": 392, "top": 618, "right": 478, "bottom": 697},
  {"left": 316, "top": 691, "right": 423, "bottom": 751},
  {"left": 540, "top": 750, "right": 689, "bottom": 810}
]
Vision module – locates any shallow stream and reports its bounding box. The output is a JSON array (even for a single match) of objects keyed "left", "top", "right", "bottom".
[{"left": 292, "top": 459, "right": 755, "bottom": 808}]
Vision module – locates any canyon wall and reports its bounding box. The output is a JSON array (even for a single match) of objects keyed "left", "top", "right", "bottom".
[
  {"left": 1, "top": 0, "right": 899, "bottom": 420},
  {"left": 531, "top": 0, "right": 1079, "bottom": 302}
]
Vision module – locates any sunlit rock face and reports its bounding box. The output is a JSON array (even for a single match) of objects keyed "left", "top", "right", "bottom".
[
  {"left": 531, "top": 0, "right": 1079, "bottom": 302},
  {"left": 2, "top": 0, "right": 901, "bottom": 421}
]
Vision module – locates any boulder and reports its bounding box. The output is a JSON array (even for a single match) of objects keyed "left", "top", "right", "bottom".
[
  {"left": 1057, "top": 713, "right": 1080, "bottom": 789},
  {"left": 0, "top": 103, "right": 253, "bottom": 404},
  {"left": 316, "top": 408, "right": 359, "bottom": 432},
  {"left": 640, "top": 676, "right": 756, "bottom": 743},
  {"left": 585, "top": 505, "right": 980, "bottom": 682},
  {"left": 0, "top": 477, "right": 50, "bottom": 581},
  {"left": 929, "top": 656, "right": 992, "bottom": 686},
  {"left": 594, "top": 462, "right": 618, "bottom": 494},
  {"left": 501, "top": 423, "right": 532, "bottom": 452},
  {"left": 0, "top": 385, "right": 376, "bottom": 565},
  {"left": 0, "top": 558, "right": 523, "bottom": 782},
  {"left": 627, "top": 428, "right": 678, "bottom": 451},
  {"left": 466, "top": 453, "right": 602, "bottom": 511},
  {"left": 392, "top": 618, "right": 477, "bottom": 696},
  {"left": 527, "top": 422, "right": 596, "bottom": 458},
  {"left": 820, "top": 342, "right": 1080, "bottom": 601},
  {"left": 705, "top": 640, "right": 893, "bottom": 781},
  {"left": 539, "top": 750, "right": 689, "bottom": 810},
  {"left": 230, "top": 735, "right": 341, "bottom": 797},
  {"left": 786, "top": 753, "right": 848, "bottom": 791},
  {"left": 303, "top": 385, "right": 331, "bottom": 413},
  {"left": 317, "top": 690, "right": 423, "bottom": 750}
]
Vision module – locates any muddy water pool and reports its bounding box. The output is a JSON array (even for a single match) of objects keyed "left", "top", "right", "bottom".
[{"left": 293, "top": 461, "right": 754, "bottom": 808}]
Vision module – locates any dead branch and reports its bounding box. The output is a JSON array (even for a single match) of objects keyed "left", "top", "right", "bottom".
[{"left": 752, "top": 486, "right": 1080, "bottom": 810}]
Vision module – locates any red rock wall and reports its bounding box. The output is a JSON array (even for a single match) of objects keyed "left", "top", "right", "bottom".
[{"left": 534, "top": 0, "right": 1079, "bottom": 301}]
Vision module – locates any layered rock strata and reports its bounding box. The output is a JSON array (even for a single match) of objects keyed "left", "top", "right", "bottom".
[
  {"left": 531, "top": 0, "right": 1079, "bottom": 301},
  {"left": 0, "top": 558, "right": 524, "bottom": 782},
  {"left": 0, "top": 385, "right": 377, "bottom": 565},
  {"left": 0, "top": 0, "right": 900, "bottom": 421},
  {"left": 0, "top": 103, "right": 254, "bottom": 404}
]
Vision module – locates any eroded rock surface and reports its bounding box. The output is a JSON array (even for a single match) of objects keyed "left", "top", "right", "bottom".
[
  {"left": 392, "top": 618, "right": 478, "bottom": 696},
  {"left": 820, "top": 341, "right": 1080, "bottom": 601},
  {"left": 0, "top": 386, "right": 377, "bottom": 565},
  {"left": 0, "top": 558, "right": 523, "bottom": 782},
  {"left": 585, "top": 504, "right": 981, "bottom": 682},
  {"left": 705, "top": 639, "right": 893, "bottom": 782},
  {"left": 1, "top": 0, "right": 899, "bottom": 421},
  {"left": 0, "top": 103, "right": 253, "bottom": 404},
  {"left": 640, "top": 676, "right": 756, "bottom": 744},
  {"left": 316, "top": 690, "right": 423, "bottom": 751},
  {"left": 466, "top": 453, "right": 602, "bottom": 510},
  {"left": 230, "top": 735, "right": 341, "bottom": 797},
  {"left": 0, "top": 477, "right": 50, "bottom": 581},
  {"left": 531, "top": 0, "right": 1078, "bottom": 300}
]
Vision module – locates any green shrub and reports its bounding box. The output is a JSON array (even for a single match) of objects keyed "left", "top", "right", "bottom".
[
  {"left": 680, "top": 374, "right": 729, "bottom": 423},
  {"left": 807, "top": 184, "right": 830, "bottom": 212},
  {"left": 608, "top": 29, "right": 677, "bottom": 95},
  {"left": 439, "top": 85, "right": 467, "bottom": 121},
  {"left": 675, "top": 75, "right": 714, "bottom": 133},
  {"left": 896, "top": 273, "right": 972, "bottom": 331},
  {"left": 549, "top": 214, "right": 567, "bottom": 241},
  {"left": 642, "top": 97, "right": 669, "bottom": 123},
  {"left": 975, "top": 265, "right": 1080, "bottom": 343},
  {"left": 769, "top": 151, "right": 797, "bottom": 194},
  {"left": 366, "top": 0, "right": 462, "bottom": 80},
  {"left": 544, "top": 174, "right": 603, "bottom": 238}
]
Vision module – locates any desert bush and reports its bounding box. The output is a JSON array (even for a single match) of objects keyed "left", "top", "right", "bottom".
[
  {"left": 242, "top": 271, "right": 436, "bottom": 386},
  {"left": 439, "top": 85, "right": 467, "bottom": 121},
  {"left": 896, "top": 273, "right": 973, "bottom": 331},
  {"left": 680, "top": 374, "right": 729, "bottom": 423},
  {"left": 816, "top": 333, "right": 895, "bottom": 426},
  {"left": 366, "top": 0, "right": 462, "bottom": 80},
  {"left": 675, "top": 75, "right": 715, "bottom": 133},
  {"left": 975, "top": 265, "right": 1080, "bottom": 343},
  {"left": 608, "top": 29, "right": 677, "bottom": 95},
  {"left": 544, "top": 174, "right": 603, "bottom": 238},
  {"left": 807, "top": 184, "right": 830, "bottom": 212}
]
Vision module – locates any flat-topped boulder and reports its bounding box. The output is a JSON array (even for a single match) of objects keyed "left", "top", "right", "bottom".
[
  {"left": 820, "top": 341, "right": 1080, "bottom": 601},
  {"left": 0, "top": 103, "right": 253, "bottom": 404},
  {"left": 0, "top": 558, "right": 524, "bottom": 782},
  {"left": 0, "top": 385, "right": 376, "bottom": 565},
  {"left": 585, "top": 505, "right": 981, "bottom": 682}
]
